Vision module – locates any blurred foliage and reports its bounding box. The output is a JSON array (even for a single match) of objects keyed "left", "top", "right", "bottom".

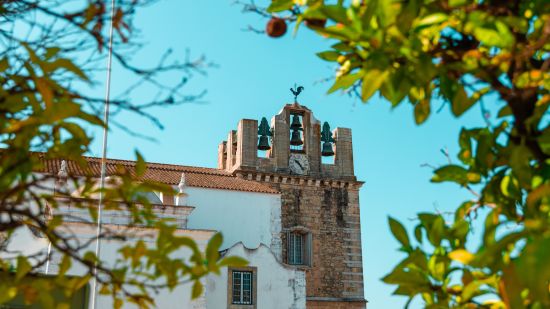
[
  {"left": 242, "top": 0, "right": 550, "bottom": 307},
  {"left": 0, "top": 0, "right": 243, "bottom": 308}
]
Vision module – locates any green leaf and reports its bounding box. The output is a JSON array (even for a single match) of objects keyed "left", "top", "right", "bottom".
[
  {"left": 35, "top": 77, "right": 54, "bottom": 107},
  {"left": 267, "top": 0, "right": 294, "bottom": 13},
  {"left": 428, "top": 255, "right": 447, "bottom": 281},
  {"left": 515, "top": 236, "right": 550, "bottom": 303},
  {"left": 218, "top": 256, "right": 249, "bottom": 267},
  {"left": 383, "top": 263, "right": 429, "bottom": 287},
  {"left": 331, "top": 42, "right": 353, "bottom": 52},
  {"left": 0, "top": 58, "right": 8, "bottom": 71},
  {"left": 494, "top": 21, "right": 515, "bottom": 48},
  {"left": 461, "top": 280, "right": 483, "bottom": 301},
  {"left": 135, "top": 150, "right": 146, "bottom": 176},
  {"left": 427, "top": 216, "right": 445, "bottom": 247},
  {"left": 414, "top": 225, "right": 423, "bottom": 243},
  {"left": 458, "top": 128, "right": 473, "bottom": 164},
  {"left": 431, "top": 165, "right": 481, "bottom": 185},
  {"left": 191, "top": 280, "right": 203, "bottom": 299},
  {"left": 413, "top": 99, "right": 430, "bottom": 124},
  {"left": 380, "top": 69, "right": 408, "bottom": 106},
  {"left": 415, "top": 13, "right": 448, "bottom": 29},
  {"left": 316, "top": 51, "right": 340, "bottom": 62},
  {"left": 537, "top": 126, "right": 550, "bottom": 154},
  {"left": 43, "top": 100, "right": 81, "bottom": 122},
  {"left": 509, "top": 146, "right": 531, "bottom": 186},
  {"left": 473, "top": 21, "right": 514, "bottom": 48},
  {"left": 450, "top": 219, "right": 469, "bottom": 246},
  {"left": 388, "top": 217, "right": 410, "bottom": 248},
  {"left": 482, "top": 210, "right": 499, "bottom": 246},
  {"left": 319, "top": 5, "right": 348, "bottom": 25},
  {"left": 317, "top": 24, "right": 357, "bottom": 41},
  {"left": 327, "top": 71, "right": 363, "bottom": 94},
  {"left": 58, "top": 254, "right": 71, "bottom": 276},
  {"left": 449, "top": 0, "right": 468, "bottom": 7},
  {"left": 114, "top": 298, "right": 123, "bottom": 309},
  {"left": 44, "top": 58, "right": 89, "bottom": 82},
  {"left": 44, "top": 47, "right": 61, "bottom": 59},
  {"left": 449, "top": 249, "right": 475, "bottom": 264},
  {"left": 451, "top": 87, "right": 476, "bottom": 116},
  {"left": 361, "top": 70, "right": 388, "bottom": 102},
  {"left": 0, "top": 285, "right": 17, "bottom": 304},
  {"left": 206, "top": 232, "right": 223, "bottom": 266},
  {"left": 77, "top": 110, "right": 104, "bottom": 127},
  {"left": 16, "top": 256, "right": 31, "bottom": 281}
]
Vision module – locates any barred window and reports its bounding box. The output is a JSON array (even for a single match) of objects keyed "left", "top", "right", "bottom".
[
  {"left": 289, "top": 233, "right": 303, "bottom": 264},
  {"left": 287, "top": 230, "right": 312, "bottom": 266},
  {"left": 232, "top": 271, "right": 253, "bottom": 305}
]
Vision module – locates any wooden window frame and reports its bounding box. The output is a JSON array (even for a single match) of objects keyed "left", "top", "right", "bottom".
[
  {"left": 286, "top": 227, "right": 312, "bottom": 267},
  {"left": 227, "top": 266, "right": 257, "bottom": 309}
]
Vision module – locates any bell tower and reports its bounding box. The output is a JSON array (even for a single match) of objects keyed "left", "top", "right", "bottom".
[
  {"left": 217, "top": 102, "right": 355, "bottom": 180},
  {"left": 217, "top": 101, "right": 366, "bottom": 309}
]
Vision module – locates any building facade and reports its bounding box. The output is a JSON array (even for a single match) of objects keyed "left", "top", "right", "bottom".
[
  {"left": 217, "top": 103, "right": 366, "bottom": 309},
  {"left": 22, "top": 103, "right": 366, "bottom": 308}
]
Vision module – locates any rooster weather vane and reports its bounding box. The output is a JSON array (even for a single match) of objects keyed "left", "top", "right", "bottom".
[{"left": 290, "top": 84, "right": 304, "bottom": 102}]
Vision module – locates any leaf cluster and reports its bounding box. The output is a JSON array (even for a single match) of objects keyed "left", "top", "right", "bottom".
[
  {"left": 0, "top": 1, "right": 234, "bottom": 308},
  {"left": 244, "top": 0, "right": 550, "bottom": 307}
]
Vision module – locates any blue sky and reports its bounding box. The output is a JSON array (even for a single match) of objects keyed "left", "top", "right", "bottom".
[{"left": 89, "top": 1, "right": 492, "bottom": 307}]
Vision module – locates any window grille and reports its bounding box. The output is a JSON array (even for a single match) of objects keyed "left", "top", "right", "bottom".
[
  {"left": 288, "top": 233, "right": 303, "bottom": 264},
  {"left": 287, "top": 231, "right": 312, "bottom": 266},
  {"left": 232, "top": 271, "right": 253, "bottom": 305}
]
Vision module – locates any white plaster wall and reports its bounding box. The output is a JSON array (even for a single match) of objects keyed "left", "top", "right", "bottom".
[
  {"left": 5, "top": 224, "right": 214, "bottom": 308},
  {"left": 1, "top": 227, "right": 49, "bottom": 263},
  {"left": 205, "top": 243, "right": 306, "bottom": 309},
  {"left": 185, "top": 187, "right": 281, "bottom": 255},
  {"left": 47, "top": 224, "right": 215, "bottom": 309}
]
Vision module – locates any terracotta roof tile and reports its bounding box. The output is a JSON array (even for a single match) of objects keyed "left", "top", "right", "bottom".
[{"left": 35, "top": 154, "right": 279, "bottom": 194}]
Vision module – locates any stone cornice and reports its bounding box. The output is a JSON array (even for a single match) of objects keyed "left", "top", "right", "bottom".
[{"left": 233, "top": 170, "right": 364, "bottom": 190}]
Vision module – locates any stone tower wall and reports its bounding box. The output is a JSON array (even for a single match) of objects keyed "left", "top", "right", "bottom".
[{"left": 276, "top": 183, "right": 364, "bottom": 299}]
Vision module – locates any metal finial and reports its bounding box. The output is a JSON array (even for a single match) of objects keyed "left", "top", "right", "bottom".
[
  {"left": 58, "top": 160, "right": 68, "bottom": 178},
  {"left": 290, "top": 84, "right": 304, "bottom": 102},
  {"left": 178, "top": 173, "right": 186, "bottom": 193}
]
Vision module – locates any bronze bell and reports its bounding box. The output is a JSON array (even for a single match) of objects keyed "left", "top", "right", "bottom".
[
  {"left": 290, "top": 114, "right": 302, "bottom": 131},
  {"left": 321, "top": 141, "right": 334, "bottom": 156},
  {"left": 257, "top": 117, "right": 272, "bottom": 150},
  {"left": 290, "top": 130, "right": 303, "bottom": 146},
  {"left": 258, "top": 135, "right": 271, "bottom": 150},
  {"left": 321, "top": 121, "right": 335, "bottom": 156}
]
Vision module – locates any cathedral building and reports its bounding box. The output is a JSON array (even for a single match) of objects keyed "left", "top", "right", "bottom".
[{"left": 25, "top": 102, "right": 367, "bottom": 309}]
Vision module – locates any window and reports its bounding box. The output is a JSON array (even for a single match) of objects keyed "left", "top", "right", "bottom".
[
  {"left": 232, "top": 271, "right": 253, "bottom": 305},
  {"left": 228, "top": 267, "right": 257, "bottom": 308},
  {"left": 288, "top": 233, "right": 303, "bottom": 264},
  {"left": 287, "top": 230, "right": 312, "bottom": 266}
]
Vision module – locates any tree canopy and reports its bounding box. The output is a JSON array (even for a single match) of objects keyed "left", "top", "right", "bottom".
[
  {"left": 240, "top": 0, "right": 550, "bottom": 307},
  {"left": 0, "top": 1, "right": 244, "bottom": 307}
]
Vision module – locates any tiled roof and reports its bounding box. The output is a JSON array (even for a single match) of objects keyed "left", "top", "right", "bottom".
[{"left": 35, "top": 154, "right": 279, "bottom": 194}]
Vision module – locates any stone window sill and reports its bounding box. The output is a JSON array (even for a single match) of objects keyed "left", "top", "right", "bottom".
[{"left": 229, "top": 304, "right": 255, "bottom": 309}]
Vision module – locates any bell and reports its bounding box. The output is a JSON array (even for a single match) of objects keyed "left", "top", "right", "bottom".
[
  {"left": 258, "top": 135, "right": 271, "bottom": 150},
  {"left": 321, "top": 141, "right": 335, "bottom": 156},
  {"left": 290, "top": 130, "right": 303, "bottom": 146},
  {"left": 321, "top": 121, "right": 335, "bottom": 156},
  {"left": 290, "top": 114, "right": 302, "bottom": 131}
]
